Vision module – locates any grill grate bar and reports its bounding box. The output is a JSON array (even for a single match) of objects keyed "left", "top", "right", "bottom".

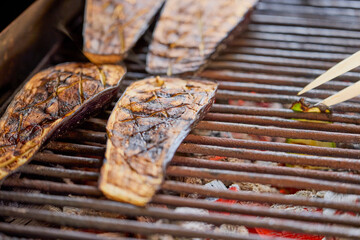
[
  {"left": 216, "top": 53, "right": 353, "bottom": 70},
  {"left": 217, "top": 81, "right": 350, "bottom": 101},
  {"left": 57, "top": 129, "right": 107, "bottom": 145},
  {"left": 167, "top": 166, "right": 360, "bottom": 195},
  {"left": 178, "top": 143, "right": 360, "bottom": 170},
  {"left": 162, "top": 181, "right": 360, "bottom": 213},
  {"left": 19, "top": 142, "right": 360, "bottom": 185},
  {"left": 209, "top": 61, "right": 359, "bottom": 80},
  {"left": 153, "top": 194, "right": 360, "bottom": 227},
  {"left": 171, "top": 156, "right": 360, "bottom": 184},
  {"left": 79, "top": 113, "right": 360, "bottom": 143},
  {"left": 215, "top": 90, "right": 360, "bottom": 112},
  {"left": 43, "top": 139, "right": 359, "bottom": 170},
  {"left": 59, "top": 129, "right": 106, "bottom": 144},
  {"left": 0, "top": 200, "right": 359, "bottom": 239},
  {"left": 45, "top": 142, "right": 105, "bottom": 156},
  {"left": 261, "top": 0, "right": 360, "bottom": 9},
  {"left": 204, "top": 112, "right": 360, "bottom": 134},
  {"left": 249, "top": 23, "right": 360, "bottom": 40},
  {"left": 63, "top": 114, "right": 360, "bottom": 145},
  {"left": 0, "top": 191, "right": 359, "bottom": 228},
  {"left": 221, "top": 46, "right": 349, "bottom": 62},
  {"left": 200, "top": 71, "right": 352, "bottom": 91},
  {"left": 196, "top": 121, "right": 360, "bottom": 143},
  {"left": 0, "top": 206, "right": 269, "bottom": 240},
  {"left": 58, "top": 130, "right": 360, "bottom": 158},
  {"left": 245, "top": 32, "right": 360, "bottom": 47},
  {"left": 183, "top": 135, "right": 360, "bottom": 158},
  {"left": 2, "top": 178, "right": 102, "bottom": 196},
  {"left": 20, "top": 164, "right": 99, "bottom": 180},
  {"left": 2, "top": 1, "right": 360, "bottom": 238},
  {"left": 256, "top": 2, "right": 360, "bottom": 20},
  {"left": 15, "top": 158, "right": 360, "bottom": 190},
  {"left": 3, "top": 178, "right": 360, "bottom": 213},
  {"left": 0, "top": 222, "right": 125, "bottom": 240},
  {"left": 210, "top": 104, "right": 360, "bottom": 125},
  {"left": 230, "top": 39, "right": 358, "bottom": 54},
  {"left": 19, "top": 149, "right": 360, "bottom": 185},
  {"left": 251, "top": 13, "right": 360, "bottom": 31},
  {"left": 32, "top": 152, "right": 102, "bottom": 167},
  {"left": 42, "top": 133, "right": 360, "bottom": 169}
]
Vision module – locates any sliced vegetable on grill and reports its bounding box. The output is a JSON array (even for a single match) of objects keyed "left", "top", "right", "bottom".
[
  {"left": 146, "top": 0, "right": 258, "bottom": 75},
  {"left": 286, "top": 98, "right": 335, "bottom": 169},
  {"left": 0, "top": 62, "right": 126, "bottom": 180},
  {"left": 290, "top": 98, "right": 331, "bottom": 114},
  {"left": 83, "top": 0, "right": 165, "bottom": 64},
  {"left": 100, "top": 76, "right": 218, "bottom": 206},
  {"left": 287, "top": 98, "right": 335, "bottom": 147}
]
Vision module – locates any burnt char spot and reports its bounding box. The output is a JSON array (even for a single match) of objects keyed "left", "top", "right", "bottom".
[{"left": 18, "top": 124, "right": 43, "bottom": 144}]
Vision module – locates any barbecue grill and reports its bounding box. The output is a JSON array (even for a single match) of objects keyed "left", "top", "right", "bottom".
[{"left": 1, "top": 0, "right": 360, "bottom": 239}]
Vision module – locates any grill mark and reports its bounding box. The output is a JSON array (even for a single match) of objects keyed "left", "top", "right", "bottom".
[
  {"left": 119, "top": 103, "right": 191, "bottom": 122},
  {"left": 197, "top": 8, "right": 205, "bottom": 57},
  {"left": 96, "top": 66, "right": 107, "bottom": 87},
  {"left": 98, "top": 2, "right": 154, "bottom": 54},
  {"left": 78, "top": 71, "right": 85, "bottom": 104}
]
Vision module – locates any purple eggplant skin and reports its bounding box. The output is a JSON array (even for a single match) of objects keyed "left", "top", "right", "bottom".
[
  {"left": 100, "top": 76, "right": 218, "bottom": 206},
  {"left": 0, "top": 62, "right": 126, "bottom": 180}
]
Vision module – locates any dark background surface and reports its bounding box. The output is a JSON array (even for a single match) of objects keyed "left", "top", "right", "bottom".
[{"left": 0, "top": 1, "right": 35, "bottom": 32}]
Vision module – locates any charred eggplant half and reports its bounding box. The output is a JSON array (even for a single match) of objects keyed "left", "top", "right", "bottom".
[
  {"left": 100, "top": 76, "right": 218, "bottom": 206},
  {"left": 146, "top": 0, "right": 258, "bottom": 75},
  {"left": 0, "top": 62, "right": 126, "bottom": 180},
  {"left": 83, "top": 0, "right": 165, "bottom": 64}
]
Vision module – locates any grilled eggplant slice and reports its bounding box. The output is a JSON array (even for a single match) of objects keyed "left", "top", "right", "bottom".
[
  {"left": 146, "top": 0, "right": 258, "bottom": 75},
  {"left": 0, "top": 62, "right": 126, "bottom": 180},
  {"left": 100, "top": 76, "right": 218, "bottom": 206},
  {"left": 83, "top": 0, "right": 165, "bottom": 64}
]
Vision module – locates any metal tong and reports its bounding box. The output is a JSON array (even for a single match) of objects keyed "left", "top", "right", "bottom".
[{"left": 298, "top": 50, "right": 360, "bottom": 106}]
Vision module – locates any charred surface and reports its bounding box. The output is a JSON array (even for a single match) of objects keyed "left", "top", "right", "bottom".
[
  {"left": 100, "top": 76, "right": 217, "bottom": 206},
  {"left": 0, "top": 62, "right": 126, "bottom": 180},
  {"left": 83, "top": 0, "right": 164, "bottom": 64},
  {"left": 146, "top": 0, "right": 258, "bottom": 75}
]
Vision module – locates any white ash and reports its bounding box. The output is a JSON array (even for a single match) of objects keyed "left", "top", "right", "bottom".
[
  {"left": 214, "top": 224, "right": 249, "bottom": 236},
  {"left": 254, "top": 160, "right": 279, "bottom": 167},
  {"left": 235, "top": 182, "right": 278, "bottom": 194},
  {"left": 190, "top": 129, "right": 232, "bottom": 138},
  {"left": 295, "top": 190, "right": 326, "bottom": 198},
  {"left": 150, "top": 206, "right": 249, "bottom": 240},
  {"left": 150, "top": 207, "right": 212, "bottom": 240},
  {"left": 204, "top": 180, "right": 229, "bottom": 201},
  {"left": 272, "top": 190, "right": 326, "bottom": 213},
  {"left": 323, "top": 192, "right": 360, "bottom": 217},
  {"left": 205, "top": 180, "right": 227, "bottom": 191}
]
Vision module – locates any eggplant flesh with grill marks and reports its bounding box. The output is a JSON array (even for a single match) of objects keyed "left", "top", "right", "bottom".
[
  {"left": 146, "top": 0, "right": 258, "bottom": 75},
  {"left": 100, "top": 76, "right": 218, "bottom": 206},
  {"left": 83, "top": 0, "right": 165, "bottom": 64},
  {"left": 0, "top": 62, "right": 126, "bottom": 180}
]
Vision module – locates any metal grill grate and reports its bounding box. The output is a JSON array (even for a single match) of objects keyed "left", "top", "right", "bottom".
[{"left": 1, "top": 0, "right": 360, "bottom": 239}]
